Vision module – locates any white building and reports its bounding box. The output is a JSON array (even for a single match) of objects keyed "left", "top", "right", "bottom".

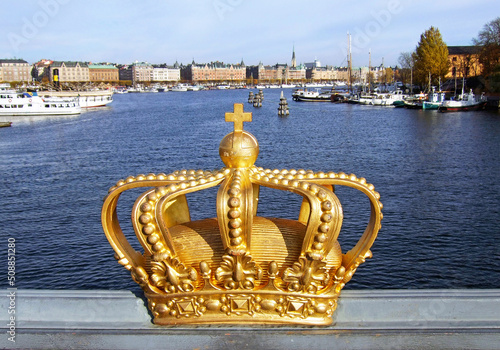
[{"left": 152, "top": 67, "right": 180, "bottom": 82}]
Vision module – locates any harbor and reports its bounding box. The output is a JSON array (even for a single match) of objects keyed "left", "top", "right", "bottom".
[
  {"left": 1, "top": 90, "right": 499, "bottom": 348},
  {"left": 0, "top": 89, "right": 499, "bottom": 291}
]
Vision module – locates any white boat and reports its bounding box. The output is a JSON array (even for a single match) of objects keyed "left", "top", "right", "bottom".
[
  {"left": 38, "top": 90, "right": 113, "bottom": 108},
  {"left": 357, "top": 94, "right": 374, "bottom": 105},
  {"left": 292, "top": 88, "right": 332, "bottom": 102},
  {"left": 217, "top": 85, "right": 231, "bottom": 90},
  {"left": 280, "top": 84, "right": 296, "bottom": 88},
  {"left": 438, "top": 89, "right": 487, "bottom": 112},
  {"left": 305, "top": 82, "right": 327, "bottom": 88},
  {"left": 187, "top": 85, "right": 203, "bottom": 91},
  {"left": 0, "top": 90, "right": 80, "bottom": 116},
  {"left": 372, "top": 90, "right": 408, "bottom": 106},
  {"left": 126, "top": 87, "right": 143, "bottom": 93},
  {"left": 171, "top": 84, "right": 189, "bottom": 92}
]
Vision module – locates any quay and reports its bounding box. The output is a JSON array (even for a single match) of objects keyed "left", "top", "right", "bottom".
[{"left": 1, "top": 289, "right": 499, "bottom": 349}]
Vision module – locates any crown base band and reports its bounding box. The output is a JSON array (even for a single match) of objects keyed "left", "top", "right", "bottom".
[{"left": 147, "top": 291, "right": 338, "bottom": 325}]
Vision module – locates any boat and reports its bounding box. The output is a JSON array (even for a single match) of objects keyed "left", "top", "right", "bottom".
[
  {"left": 330, "top": 90, "right": 350, "bottom": 102},
  {"left": 372, "top": 90, "right": 408, "bottom": 107},
  {"left": 171, "top": 84, "right": 189, "bottom": 92},
  {"left": 126, "top": 87, "right": 143, "bottom": 93},
  {"left": 403, "top": 93, "right": 427, "bottom": 109},
  {"left": 292, "top": 88, "right": 332, "bottom": 102},
  {"left": 0, "top": 121, "right": 12, "bottom": 127},
  {"left": 356, "top": 93, "right": 377, "bottom": 105},
  {"left": 38, "top": 90, "right": 113, "bottom": 108},
  {"left": 0, "top": 90, "right": 80, "bottom": 116},
  {"left": 422, "top": 87, "right": 446, "bottom": 110},
  {"left": 216, "top": 85, "right": 231, "bottom": 90},
  {"left": 438, "top": 89, "right": 487, "bottom": 112}
]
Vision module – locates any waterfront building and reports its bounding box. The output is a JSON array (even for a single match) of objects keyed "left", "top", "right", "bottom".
[
  {"left": 246, "top": 62, "right": 278, "bottom": 83},
  {"left": 89, "top": 64, "right": 119, "bottom": 83},
  {"left": 152, "top": 65, "right": 180, "bottom": 82},
  {"left": 33, "top": 59, "right": 53, "bottom": 83},
  {"left": 118, "top": 65, "right": 133, "bottom": 83},
  {"left": 181, "top": 60, "right": 246, "bottom": 84},
  {"left": 246, "top": 62, "right": 306, "bottom": 84},
  {"left": 49, "top": 61, "right": 89, "bottom": 83},
  {"left": 305, "top": 59, "right": 322, "bottom": 70},
  {"left": 351, "top": 65, "right": 385, "bottom": 84},
  {"left": 307, "top": 65, "right": 335, "bottom": 81},
  {"left": 446, "top": 46, "right": 482, "bottom": 79},
  {"left": 132, "top": 61, "right": 153, "bottom": 83},
  {"left": 0, "top": 58, "right": 31, "bottom": 83},
  {"left": 287, "top": 64, "right": 307, "bottom": 82}
]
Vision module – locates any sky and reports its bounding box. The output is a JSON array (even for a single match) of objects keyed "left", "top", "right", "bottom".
[{"left": 1, "top": 0, "right": 498, "bottom": 68}]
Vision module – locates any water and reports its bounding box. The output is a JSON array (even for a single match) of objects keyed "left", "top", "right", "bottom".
[{"left": 1, "top": 89, "right": 499, "bottom": 293}]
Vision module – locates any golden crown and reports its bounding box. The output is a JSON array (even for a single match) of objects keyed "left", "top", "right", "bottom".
[{"left": 101, "top": 103, "right": 382, "bottom": 326}]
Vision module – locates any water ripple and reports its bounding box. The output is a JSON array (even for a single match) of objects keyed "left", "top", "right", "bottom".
[{"left": 0, "top": 90, "right": 499, "bottom": 290}]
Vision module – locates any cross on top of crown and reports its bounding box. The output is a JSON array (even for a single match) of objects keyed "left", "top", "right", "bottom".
[{"left": 225, "top": 103, "right": 252, "bottom": 133}]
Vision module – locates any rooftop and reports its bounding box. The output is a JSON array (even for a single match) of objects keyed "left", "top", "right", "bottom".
[
  {"left": 448, "top": 45, "right": 481, "bottom": 55},
  {"left": 89, "top": 64, "right": 118, "bottom": 69},
  {"left": 51, "top": 61, "right": 89, "bottom": 68},
  {"left": 0, "top": 58, "right": 28, "bottom": 64}
]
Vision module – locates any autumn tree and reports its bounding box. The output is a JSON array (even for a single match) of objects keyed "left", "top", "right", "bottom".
[
  {"left": 473, "top": 17, "right": 500, "bottom": 92},
  {"left": 379, "top": 67, "right": 394, "bottom": 84},
  {"left": 413, "top": 27, "right": 450, "bottom": 88}
]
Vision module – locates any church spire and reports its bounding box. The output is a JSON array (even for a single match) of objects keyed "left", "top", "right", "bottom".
[{"left": 291, "top": 45, "right": 296, "bottom": 68}]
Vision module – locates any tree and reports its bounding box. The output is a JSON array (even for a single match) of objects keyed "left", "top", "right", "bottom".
[
  {"left": 413, "top": 27, "right": 450, "bottom": 88},
  {"left": 31, "top": 66, "right": 40, "bottom": 82},
  {"left": 379, "top": 67, "right": 394, "bottom": 84},
  {"left": 473, "top": 17, "right": 500, "bottom": 80},
  {"left": 397, "top": 51, "right": 415, "bottom": 85}
]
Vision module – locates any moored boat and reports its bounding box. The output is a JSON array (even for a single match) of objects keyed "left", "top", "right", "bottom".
[
  {"left": 403, "top": 93, "right": 427, "bottom": 109},
  {"left": 372, "top": 90, "right": 408, "bottom": 107},
  {"left": 292, "top": 88, "right": 332, "bottom": 102},
  {"left": 38, "top": 90, "right": 113, "bottom": 108},
  {"left": 0, "top": 90, "right": 80, "bottom": 116},
  {"left": 422, "top": 88, "right": 446, "bottom": 110},
  {"left": 438, "top": 89, "right": 487, "bottom": 112},
  {"left": 171, "top": 84, "right": 189, "bottom": 92}
]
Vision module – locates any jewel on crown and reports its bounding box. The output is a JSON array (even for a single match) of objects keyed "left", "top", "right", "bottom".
[{"left": 101, "top": 103, "right": 382, "bottom": 325}]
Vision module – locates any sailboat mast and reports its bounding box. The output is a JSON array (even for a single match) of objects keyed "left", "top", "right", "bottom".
[
  {"left": 347, "top": 32, "right": 352, "bottom": 92},
  {"left": 410, "top": 67, "right": 413, "bottom": 95},
  {"left": 428, "top": 71, "right": 431, "bottom": 93},
  {"left": 368, "top": 49, "right": 371, "bottom": 93}
]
